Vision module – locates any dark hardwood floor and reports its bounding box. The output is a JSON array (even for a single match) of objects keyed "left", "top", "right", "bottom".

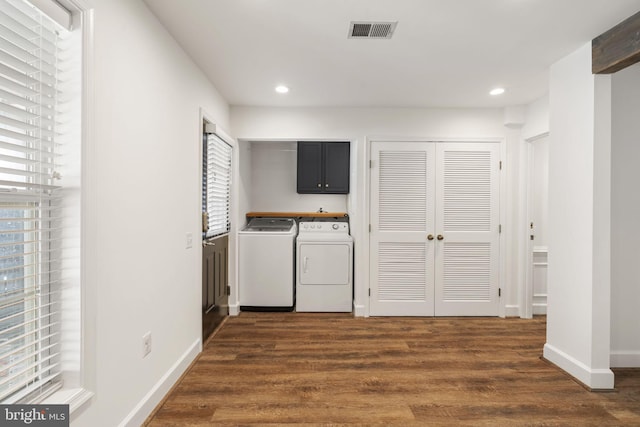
[{"left": 147, "top": 313, "right": 640, "bottom": 426}]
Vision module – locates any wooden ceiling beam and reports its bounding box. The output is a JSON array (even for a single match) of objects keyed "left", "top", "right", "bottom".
[{"left": 593, "top": 10, "right": 640, "bottom": 74}]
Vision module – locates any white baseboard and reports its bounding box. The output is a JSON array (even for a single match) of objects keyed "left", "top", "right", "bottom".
[
  {"left": 610, "top": 351, "right": 640, "bottom": 368},
  {"left": 532, "top": 303, "right": 547, "bottom": 315},
  {"left": 353, "top": 303, "right": 366, "bottom": 317},
  {"left": 543, "top": 343, "right": 614, "bottom": 389},
  {"left": 229, "top": 303, "right": 240, "bottom": 316},
  {"left": 119, "top": 339, "right": 201, "bottom": 427},
  {"left": 504, "top": 304, "right": 520, "bottom": 317}
]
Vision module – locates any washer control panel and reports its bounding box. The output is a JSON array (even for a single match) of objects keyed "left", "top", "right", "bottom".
[{"left": 298, "top": 222, "right": 349, "bottom": 233}]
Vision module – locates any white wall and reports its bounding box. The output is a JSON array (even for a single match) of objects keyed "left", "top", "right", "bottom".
[
  {"left": 231, "top": 107, "right": 512, "bottom": 317},
  {"left": 522, "top": 95, "right": 550, "bottom": 141},
  {"left": 611, "top": 63, "right": 640, "bottom": 368},
  {"left": 73, "top": 0, "right": 230, "bottom": 425},
  {"left": 503, "top": 124, "right": 525, "bottom": 317},
  {"left": 248, "top": 141, "right": 348, "bottom": 213},
  {"left": 543, "top": 42, "right": 614, "bottom": 389},
  {"left": 237, "top": 140, "right": 253, "bottom": 227},
  {"left": 232, "top": 107, "right": 504, "bottom": 140}
]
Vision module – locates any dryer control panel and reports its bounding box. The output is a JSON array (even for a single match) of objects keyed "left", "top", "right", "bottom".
[{"left": 298, "top": 222, "right": 349, "bottom": 233}]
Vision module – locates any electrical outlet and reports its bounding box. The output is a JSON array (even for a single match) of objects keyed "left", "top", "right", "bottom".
[
  {"left": 186, "top": 232, "right": 193, "bottom": 249},
  {"left": 142, "top": 331, "right": 152, "bottom": 358}
]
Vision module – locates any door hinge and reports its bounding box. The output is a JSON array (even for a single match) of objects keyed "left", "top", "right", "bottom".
[
  {"left": 498, "top": 288, "right": 502, "bottom": 297},
  {"left": 227, "top": 285, "right": 231, "bottom": 296},
  {"left": 369, "top": 224, "right": 371, "bottom": 233},
  {"left": 499, "top": 160, "right": 503, "bottom": 170},
  {"left": 499, "top": 224, "right": 502, "bottom": 234},
  {"left": 368, "top": 289, "right": 371, "bottom": 297},
  {"left": 370, "top": 160, "right": 373, "bottom": 168}
]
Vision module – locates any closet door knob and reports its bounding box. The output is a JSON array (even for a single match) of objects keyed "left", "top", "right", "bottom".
[
  {"left": 427, "top": 234, "right": 434, "bottom": 241},
  {"left": 437, "top": 234, "right": 444, "bottom": 241}
]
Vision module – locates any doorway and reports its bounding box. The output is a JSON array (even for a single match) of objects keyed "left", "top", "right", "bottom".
[
  {"left": 525, "top": 134, "right": 549, "bottom": 316},
  {"left": 202, "top": 121, "right": 232, "bottom": 341},
  {"left": 369, "top": 141, "right": 501, "bottom": 316}
]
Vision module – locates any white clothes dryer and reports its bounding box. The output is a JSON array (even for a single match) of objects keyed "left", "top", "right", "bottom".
[{"left": 296, "top": 221, "right": 353, "bottom": 312}]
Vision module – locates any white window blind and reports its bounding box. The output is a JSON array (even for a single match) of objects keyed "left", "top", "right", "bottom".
[
  {"left": 203, "top": 132, "right": 232, "bottom": 238},
  {"left": 0, "top": 0, "right": 70, "bottom": 403}
]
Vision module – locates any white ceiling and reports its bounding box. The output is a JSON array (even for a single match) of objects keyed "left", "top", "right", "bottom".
[{"left": 143, "top": 0, "right": 640, "bottom": 108}]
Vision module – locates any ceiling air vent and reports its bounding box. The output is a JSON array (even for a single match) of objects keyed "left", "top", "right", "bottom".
[{"left": 348, "top": 21, "right": 397, "bottom": 39}]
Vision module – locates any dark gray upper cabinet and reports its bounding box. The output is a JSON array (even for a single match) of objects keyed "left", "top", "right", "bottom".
[{"left": 297, "top": 141, "right": 350, "bottom": 194}]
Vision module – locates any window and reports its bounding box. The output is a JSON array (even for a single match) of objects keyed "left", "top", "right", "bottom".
[
  {"left": 203, "top": 128, "right": 232, "bottom": 238},
  {"left": 0, "top": 0, "right": 80, "bottom": 403}
]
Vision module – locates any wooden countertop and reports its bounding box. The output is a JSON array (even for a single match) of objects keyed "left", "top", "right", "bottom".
[{"left": 246, "top": 211, "right": 348, "bottom": 218}]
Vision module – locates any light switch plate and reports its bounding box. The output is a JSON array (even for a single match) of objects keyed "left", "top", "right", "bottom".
[{"left": 142, "top": 331, "right": 152, "bottom": 358}]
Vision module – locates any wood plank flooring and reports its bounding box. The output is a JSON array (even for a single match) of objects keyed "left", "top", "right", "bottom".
[{"left": 146, "top": 313, "right": 640, "bottom": 426}]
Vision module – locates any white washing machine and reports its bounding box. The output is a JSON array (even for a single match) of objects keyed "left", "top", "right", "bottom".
[
  {"left": 296, "top": 221, "right": 353, "bottom": 312},
  {"left": 239, "top": 218, "right": 297, "bottom": 310}
]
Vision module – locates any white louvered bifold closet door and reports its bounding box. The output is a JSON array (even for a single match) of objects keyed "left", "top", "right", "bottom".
[
  {"left": 369, "top": 141, "right": 500, "bottom": 317},
  {"left": 369, "top": 142, "right": 436, "bottom": 316},
  {"left": 434, "top": 143, "right": 500, "bottom": 316}
]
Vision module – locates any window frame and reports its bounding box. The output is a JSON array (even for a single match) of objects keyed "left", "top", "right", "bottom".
[{"left": 62, "top": 0, "right": 95, "bottom": 412}]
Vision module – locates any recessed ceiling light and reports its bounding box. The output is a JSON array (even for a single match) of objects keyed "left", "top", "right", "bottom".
[
  {"left": 275, "top": 85, "right": 289, "bottom": 94},
  {"left": 490, "top": 87, "right": 505, "bottom": 96}
]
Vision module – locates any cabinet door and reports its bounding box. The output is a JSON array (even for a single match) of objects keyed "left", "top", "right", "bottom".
[
  {"left": 323, "top": 142, "right": 350, "bottom": 194},
  {"left": 297, "top": 142, "right": 323, "bottom": 193}
]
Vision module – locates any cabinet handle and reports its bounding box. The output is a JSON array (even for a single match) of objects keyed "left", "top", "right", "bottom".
[
  {"left": 427, "top": 234, "right": 434, "bottom": 241},
  {"left": 325, "top": 183, "right": 329, "bottom": 188},
  {"left": 317, "top": 183, "right": 321, "bottom": 188},
  {"left": 437, "top": 234, "right": 444, "bottom": 241}
]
